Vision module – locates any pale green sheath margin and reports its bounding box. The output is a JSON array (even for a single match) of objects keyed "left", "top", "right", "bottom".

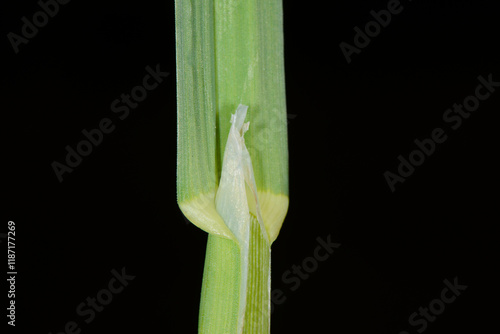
[{"left": 175, "top": 0, "right": 289, "bottom": 333}]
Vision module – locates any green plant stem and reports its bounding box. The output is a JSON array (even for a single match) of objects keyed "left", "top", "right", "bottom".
[
  {"left": 175, "top": 0, "right": 286, "bottom": 332},
  {"left": 199, "top": 234, "right": 241, "bottom": 333},
  {"left": 199, "top": 216, "right": 270, "bottom": 333}
]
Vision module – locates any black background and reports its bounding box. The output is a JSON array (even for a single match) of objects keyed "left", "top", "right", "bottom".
[{"left": 2, "top": 0, "right": 498, "bottom": 333}]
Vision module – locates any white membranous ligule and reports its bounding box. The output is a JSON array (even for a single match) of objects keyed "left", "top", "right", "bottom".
[
  {"left": 215, "top": 104, "right": 269, "bottom": 332},
  {"left": 216, "top": 104, "right": 267, "bottom": 243}
]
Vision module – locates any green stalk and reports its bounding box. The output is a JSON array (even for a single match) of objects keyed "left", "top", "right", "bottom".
[
  {"left": 199, "top": 216, "right": 270, "bottom": 333},
  {"left": 175, "top": 0, "right": 288, "bottom": 332},
  {"left": 199, "top": 235, "right": 241, "bottom": 332}
]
